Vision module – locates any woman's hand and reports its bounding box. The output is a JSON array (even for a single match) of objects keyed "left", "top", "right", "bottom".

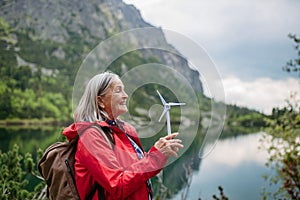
[{"left": 154, "top": 132, "right": 184, "bottom": 157}]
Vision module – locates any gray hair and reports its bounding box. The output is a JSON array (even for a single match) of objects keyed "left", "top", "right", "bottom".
[{"left": 74, "top": 72, "right": 119, "bottom": 122}]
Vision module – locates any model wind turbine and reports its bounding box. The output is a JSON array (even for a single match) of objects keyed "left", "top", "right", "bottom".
[{"left": 157, "top": 90, "right": 186, "bottom": 135}]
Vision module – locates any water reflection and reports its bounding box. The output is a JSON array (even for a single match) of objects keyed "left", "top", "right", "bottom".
[
  {"left": 202, "top": 132, "right": 268, "bottom": 167},
  {"left": 0, "top": 126, "right": 64, "bottom": 154},
  {"left": 171, "top": 132, "right": 272, "bottom": 200}
]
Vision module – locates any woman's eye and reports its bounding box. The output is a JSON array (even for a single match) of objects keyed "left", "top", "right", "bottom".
[{"left": 114, "top": 87, "right": 122, "bottom": 93}]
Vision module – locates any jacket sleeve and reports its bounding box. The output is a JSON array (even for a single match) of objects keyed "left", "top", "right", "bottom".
[{"left": 76, "top": 128, "right": 168, "bottom": 199}]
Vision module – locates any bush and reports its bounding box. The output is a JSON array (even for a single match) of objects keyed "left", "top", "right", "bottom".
[
  {"left": 260, "top": 94, "right": 300, "bottom": 199},
  {"left": 0, "top": 144, "right": 45, "bottom": 199}
]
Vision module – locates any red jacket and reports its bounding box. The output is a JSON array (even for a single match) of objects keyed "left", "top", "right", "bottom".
[{"left": 63, "top": 120, "right": 168, "bottom": 200}]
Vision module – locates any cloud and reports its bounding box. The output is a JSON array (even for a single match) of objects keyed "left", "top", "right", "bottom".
[
  {"left": 125, "top": 0, "right": 300, "bottom": 79},
  {"left": 219, "top": 76, "right": 299, "bottom": 114},
  {"left": 124, "top": 0, "right": 300, "bottom": 51}
]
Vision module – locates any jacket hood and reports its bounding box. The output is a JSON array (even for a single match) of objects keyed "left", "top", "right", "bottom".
[{"left": 62, "top": 121, "right": 108, "bottom": 141}]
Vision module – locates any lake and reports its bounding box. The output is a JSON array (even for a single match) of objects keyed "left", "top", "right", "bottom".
[
  {"left": 171, "top": 132, "right": 276, "bottom": 200},
  {"left": 0, "top": 127, "right": 277, "bottom": 199}
]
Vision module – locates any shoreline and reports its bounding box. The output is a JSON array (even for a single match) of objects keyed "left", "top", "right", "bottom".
[{"left": 0, "top": 118, "right": 71, "bottom": 128}]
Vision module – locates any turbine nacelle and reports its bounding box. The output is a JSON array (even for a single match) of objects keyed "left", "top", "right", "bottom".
[{"left": 157, "top": 90, "right": 185, "bottom": 135}]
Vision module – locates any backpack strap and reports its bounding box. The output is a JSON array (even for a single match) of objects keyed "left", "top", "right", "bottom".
[{"left": 90, "top": 125, "right": 115, "bottom": 149}]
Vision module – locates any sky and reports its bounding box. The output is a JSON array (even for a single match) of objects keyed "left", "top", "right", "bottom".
[{"left": 124, "top": 0, "right": 300, "bottom": 114}]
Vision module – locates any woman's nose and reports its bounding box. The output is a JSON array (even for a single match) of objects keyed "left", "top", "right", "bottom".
[{"left": 123, "top": 91, "right": 128, "bottom": 98}]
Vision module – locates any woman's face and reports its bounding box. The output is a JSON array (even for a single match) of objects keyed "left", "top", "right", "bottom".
[{"left": 99, "top": 78, "right": 128, "bottom": 120}]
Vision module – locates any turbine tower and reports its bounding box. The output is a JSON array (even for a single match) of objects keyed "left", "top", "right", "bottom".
[{"left": 157, "top": 90, "right": 185, "bottom": 135}]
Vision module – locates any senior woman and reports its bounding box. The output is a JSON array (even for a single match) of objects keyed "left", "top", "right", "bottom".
[{"left": 63, "top": 72, "right": 183, "bottom": 200}]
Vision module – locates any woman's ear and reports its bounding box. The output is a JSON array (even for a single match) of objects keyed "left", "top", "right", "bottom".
[{"left": 97, "top": 96, "right": 105, "bottom": 109}]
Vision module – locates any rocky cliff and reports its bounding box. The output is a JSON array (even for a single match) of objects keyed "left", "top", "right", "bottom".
[{"left": 0, "top": 0, "right": 203, "bottom": 93}]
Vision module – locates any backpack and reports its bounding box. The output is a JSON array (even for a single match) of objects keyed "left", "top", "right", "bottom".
[{"left": 38, "top": 125, "right": 114, "bottom": 200}]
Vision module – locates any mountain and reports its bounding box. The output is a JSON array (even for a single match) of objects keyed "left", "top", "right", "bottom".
[
  {"left": 0, "top": 0, "right": 265, "bottom": 133},
  {"left": 0, "top": 0, "right": 202, "bottom": 92},
  {"left": 0, "top": 0, "right": 205, "bottom": 123}
]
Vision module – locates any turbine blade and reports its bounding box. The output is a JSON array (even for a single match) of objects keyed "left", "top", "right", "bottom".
[
  {"left": 169, "top": 102, "right": 186, "bottom": 106},
  {"left": 157, "top": 90, "right": 166, "bottom": 105},
  {"left": 158, "top": 107, "right": 168, "bottom": 122}
]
